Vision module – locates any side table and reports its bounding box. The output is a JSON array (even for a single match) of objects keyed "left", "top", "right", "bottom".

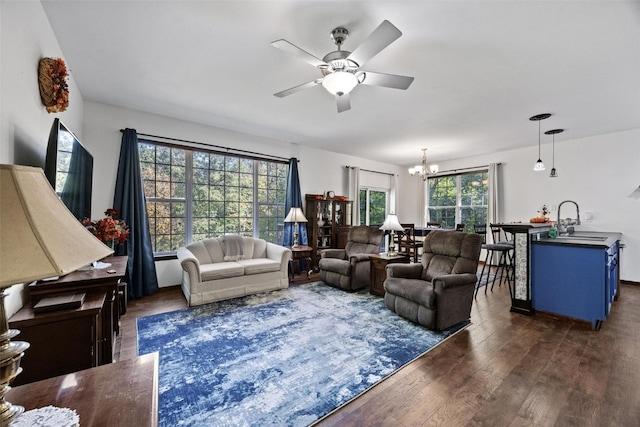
[
  {"left": 369, "top": 253, "right": 410, "bottom": 296},
  {"left": 9, "top": 291, "right": 106, "bottom": 386},
  {"left": 286, "top": 245, "right": 313, "bottom": 281}
]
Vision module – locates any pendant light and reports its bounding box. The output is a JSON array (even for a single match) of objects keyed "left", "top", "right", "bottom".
[
  {"left": 529, "top": 113, "right": 551, "bottom": 172},
  {"left": 545, "top": 129, "right": 563, "bottom": 178}
]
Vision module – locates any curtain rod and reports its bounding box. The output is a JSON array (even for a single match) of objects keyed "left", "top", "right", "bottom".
[
  {"left": 345, "top": 165, "right": 397, "bottom": 177},
  {"left": 433, "top": 163, "right": 501, "bottom": 176},
  {"left": 119, "top": 129, "right": 293, "bottom": 163}
]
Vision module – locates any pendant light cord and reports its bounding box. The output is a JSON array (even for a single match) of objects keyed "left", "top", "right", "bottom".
[{"left": 538, "top": 120, "right": 541, "bottom": 158}]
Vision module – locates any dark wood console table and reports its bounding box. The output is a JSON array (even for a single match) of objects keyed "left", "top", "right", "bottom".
[
  {"left": 7, "top": 352, "right": 159, "bottom": 426},
  {"left": 369, "top": 253, "right": 410, "bottom": 296},
  {"left": 26, "top": 256, "right": 127, "bottom": 366},
  {"left": 286, "top": 245, "right": 313, "bottom": 281}
]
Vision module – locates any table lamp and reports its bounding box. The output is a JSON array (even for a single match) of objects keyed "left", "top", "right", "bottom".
[
  {"left": 379, "top": 214, "right": 405, "bottom": 256},
  {"left": 284, "top": 207, "right": 308, "bottom": 248},
  {"left": 0, "top": 165, "right": 113, "bottom": 424}
]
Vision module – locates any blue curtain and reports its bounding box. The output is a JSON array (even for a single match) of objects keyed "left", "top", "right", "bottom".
[
  {"left": 283, "top": 157, "right": 308, "bottom": 247},
  {"left": 113, "top": 129, "right": 159, "bottom": 300}
]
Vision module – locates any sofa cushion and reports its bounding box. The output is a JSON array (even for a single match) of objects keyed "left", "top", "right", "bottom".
[
  {"left": 236, "top": 258, "right": 281, "bottom": 275},
  {"left": 248, "top": 238, "right": 268, "bottom": 259},
  {"left": 221, "top": 234, "right": 245, "bottom": 261},
  {"left": 200, "top": 239, "right": 225, "bottom": 263},
  {"left": 185, "top": 240, "right": 214, "bottom": 264},
  {"left": 200, "top": 262, "right": 245, "bottom": 281}
]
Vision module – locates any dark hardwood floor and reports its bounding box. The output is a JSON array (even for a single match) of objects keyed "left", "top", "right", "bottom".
[{"left": 116, "top": 275, "right": 640, "bottom": 426}]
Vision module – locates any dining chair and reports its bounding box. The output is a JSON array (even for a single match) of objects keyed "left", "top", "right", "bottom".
[{"left": 397, "top": 223, "right": 423, "bottom": 263}]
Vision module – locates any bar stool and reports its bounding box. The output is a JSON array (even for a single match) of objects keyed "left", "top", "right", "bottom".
[{"left": 474, "top": 224, "right": 514, "bottom": 298}]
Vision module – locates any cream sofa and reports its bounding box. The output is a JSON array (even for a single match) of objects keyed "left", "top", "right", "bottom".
[{"left": 177, "top": 236, "right": 292, "bottom": 306}]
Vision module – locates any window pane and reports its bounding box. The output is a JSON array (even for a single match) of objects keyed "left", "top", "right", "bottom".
[
  {"left": 140, "top": 140, "right": 287, "bottom": 252},
  {"left": 139, "top": 142, "right": 186, "bottom": 253},
  {"left": 428, "top": 177, "right": 456, "bottom": 206},
  {"left": 359, "top": 190, "right": 366, "bottom": 225},
  {"left": 427, "top": 170, "right": 488, "bottom": 231},
  {"left": 368, "top": 191, "right": 387, "bottom": 226}
]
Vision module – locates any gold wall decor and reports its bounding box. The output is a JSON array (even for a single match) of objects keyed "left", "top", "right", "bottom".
[{"left": 38, "top": 57, "right": 69, "bottom": 113}]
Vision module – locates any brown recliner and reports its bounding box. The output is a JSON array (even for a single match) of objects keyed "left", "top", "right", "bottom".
[
  {"left": 319, "top": 226, "right": 383, "bottom": 291},
  {"left": 383, "top": 230, "right": 482, "bottom": 331}
]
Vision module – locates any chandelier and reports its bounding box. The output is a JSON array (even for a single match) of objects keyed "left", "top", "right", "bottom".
[{"left": 408, "top": 148, "right": 438, "bottom": 181}]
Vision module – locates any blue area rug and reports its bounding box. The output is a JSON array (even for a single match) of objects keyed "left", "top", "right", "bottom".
[{"left": 137, "top": 282, "right": 468, "bottom": 426}]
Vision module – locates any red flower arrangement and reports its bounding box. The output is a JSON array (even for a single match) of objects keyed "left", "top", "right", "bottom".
[{"left": 83, "top": 208, "right": 129, "bottom": 246}]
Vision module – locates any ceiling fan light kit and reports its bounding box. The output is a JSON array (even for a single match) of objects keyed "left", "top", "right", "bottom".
[
  {"left": 322, "top": 71, "right": 358, "bottom": 96},
  {"left": 272, "top": 20, "right": 414, "bottom": 113}
]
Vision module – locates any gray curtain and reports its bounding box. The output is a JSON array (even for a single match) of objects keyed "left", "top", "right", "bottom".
[
  {"left": 347, "top": 166, "right": 360, "bottom": 225},
  {"left": 113, "top": 128, "right": 159, "bottom": 300},
  {"left": 487, "top": 162, "right": 500, "bottom": 243}
]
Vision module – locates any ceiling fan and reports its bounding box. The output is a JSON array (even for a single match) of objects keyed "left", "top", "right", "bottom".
[{"left": 271, "top": 20, "right": 414, "bottom": 113}]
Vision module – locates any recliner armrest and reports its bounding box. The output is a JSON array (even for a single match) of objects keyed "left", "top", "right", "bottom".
[
  {"left": 432, "top": 273, "right": 478, "bottom": 290},
  {"left": 321, "top": 249, "right": 346, "bottom": 259},
  {"left": 349, "top": 253, "right": 372, "bottom": 264},
  {"left": 386, "top": 263, "right": 423, "bottom": 279}
]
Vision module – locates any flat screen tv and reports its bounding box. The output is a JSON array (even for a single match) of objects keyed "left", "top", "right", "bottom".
[{"left": 44, "top": 118, "right": 93, "bottom": 221}]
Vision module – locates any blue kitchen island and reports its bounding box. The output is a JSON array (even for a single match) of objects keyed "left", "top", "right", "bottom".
[{"left": 531, "top": 231, "right": 622, "bottom": 329}]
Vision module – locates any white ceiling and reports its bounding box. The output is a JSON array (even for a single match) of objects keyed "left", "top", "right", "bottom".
[{"left": 41, "top": 0, "right": 640, "bottom": 166}]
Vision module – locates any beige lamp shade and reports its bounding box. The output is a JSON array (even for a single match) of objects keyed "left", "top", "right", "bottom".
[
  {"left": 284, "top": 207, "right": 308, "bottom": 223},
  {"left": 0, "top": 164, "right": 113, "bottom": 287}
]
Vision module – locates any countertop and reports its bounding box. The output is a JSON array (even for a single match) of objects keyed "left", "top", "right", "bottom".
[{"left": 534, "top": 231, "right": 622, "bottom": 248}]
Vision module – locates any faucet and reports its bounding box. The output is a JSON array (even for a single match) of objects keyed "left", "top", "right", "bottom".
[{"left": 557, "top": 200, "right": 581, "bottom": 235}]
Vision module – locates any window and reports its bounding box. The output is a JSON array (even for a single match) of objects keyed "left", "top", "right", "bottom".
[
  {"left": 359, "top": 188, "right": 388, "bottom": 226},
  {"left": 427, "top": 171, "right": 488, "bottom": 232},
  {"left": 139, "top": 141, "right": 288, "bottom": 254}
]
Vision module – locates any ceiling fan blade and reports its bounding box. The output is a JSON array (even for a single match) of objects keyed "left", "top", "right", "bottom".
[
  {"left": 274, "top": 80, "right": 320, "bottom": 98},
  {"left": 359, "top": 71, "right": 414, "bottom": 90},
  {"left": 336, "top": 93, "right": 351, "bottom": 113},
  {"left": 347, "top": 20, "right": 402, "bottom": 67},
  {"left": 271, "top": 39, "right": 327, "bottom": 68}
]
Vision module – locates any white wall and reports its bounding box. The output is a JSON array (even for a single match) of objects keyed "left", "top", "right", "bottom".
[
  {"left": 82, "top": 101, "right": 408, "bottom": 287},
  {"left": 1, "top": 1, "right": 85, "bottom": 317},
  {"left": 402, "top": 129, "right": 640, "bottom": 282}
]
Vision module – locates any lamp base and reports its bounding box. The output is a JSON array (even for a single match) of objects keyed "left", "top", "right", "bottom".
[
  {"left": 0, "top": 290, "right": 30, "bottom": 426},
  {"left": 387, "top": 243, "right": 398, "bottom": 257},
  {"left": 0, "top": 396, "right": 25, "bottom": 426}
]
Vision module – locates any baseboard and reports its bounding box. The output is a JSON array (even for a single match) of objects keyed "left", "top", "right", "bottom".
[{"left": 621, "top": 280, "right": 640, "bottom": 286}]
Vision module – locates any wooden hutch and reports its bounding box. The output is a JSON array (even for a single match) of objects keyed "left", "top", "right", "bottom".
[{"left": 305, "top": 194, "right": 353, "bottom": 270}]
